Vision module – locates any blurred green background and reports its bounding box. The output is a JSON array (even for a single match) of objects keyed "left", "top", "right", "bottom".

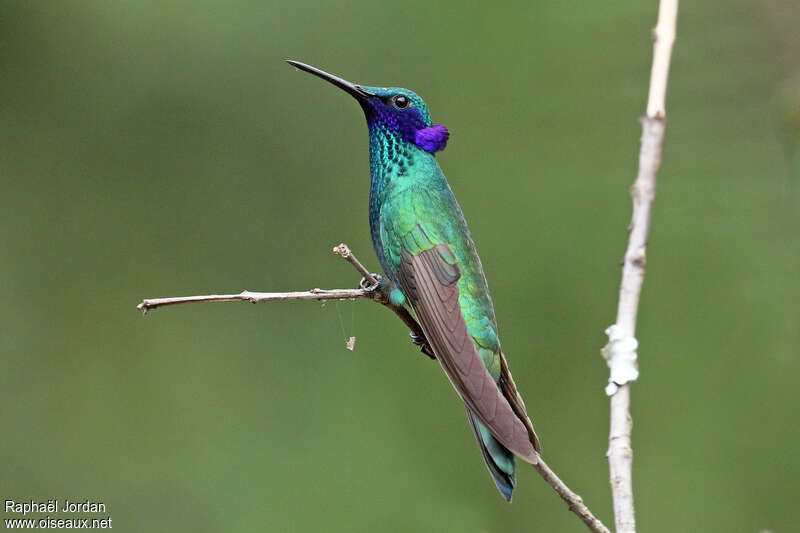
[{"left": 1, "top": 1, "right": 798, "bottom": 531}]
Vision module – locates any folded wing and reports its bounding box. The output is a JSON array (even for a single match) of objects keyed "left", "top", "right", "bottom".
[{"left": 396, "top": 244, "right": 540, "bottom": 463}]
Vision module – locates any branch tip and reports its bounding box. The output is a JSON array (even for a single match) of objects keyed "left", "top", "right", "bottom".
[{"left": 332, "top": 243, "right": 351, "bottom": 258}]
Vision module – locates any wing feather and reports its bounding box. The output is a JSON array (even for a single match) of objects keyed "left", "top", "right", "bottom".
[{"left": 397, "top": 245, "right": 539, "bottom": 463}]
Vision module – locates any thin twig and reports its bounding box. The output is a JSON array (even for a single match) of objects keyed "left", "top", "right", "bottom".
[
  {"left": 606, "top": 2, "right": 678, "bottom": 532},
  {"left": 137, "top": 288, "right": 369, "bottom": 313},
  {"left": 138, "top": 243, "right": 608, "bottom": 532},
  {"left": 534, "top": 459, "right": 610, "bottom": 533},
  {"left": 332, "top": 243, "right": 379, "bottom": 287},
  {"left": 138, "top": 245, "right": 434, "bottom": 358}
]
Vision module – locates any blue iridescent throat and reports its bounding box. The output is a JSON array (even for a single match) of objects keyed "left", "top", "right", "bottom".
[
  {"left": 364, "top": 107, "right": 449, "bottom": 154},
  {"left": 358, "top": 86, "right": 450, "bottom": 154}
]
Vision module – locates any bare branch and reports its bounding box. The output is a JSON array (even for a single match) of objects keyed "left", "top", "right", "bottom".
[
  {"left": 605, "top": 2, "right": 678, "bottom": 532},
  {"left": 137, "top": 288, "right": 369, "bottom": 314},
  {"left": 137, "top": 244, "right": 435, "bottom": 358},
  {"left": 646, "top": 0, "right": 679, "bottom": 119},
  {"left": 534, "top": 460, "right": 610, "bottom": 533}
]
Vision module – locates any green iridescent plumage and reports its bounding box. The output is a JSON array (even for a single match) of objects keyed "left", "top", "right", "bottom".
[
  {"left": 287, "top": 61, "right": 540, "bottom": 501},
  {"left": 367, "top": 96, "right": 518, "bottom": 498}
]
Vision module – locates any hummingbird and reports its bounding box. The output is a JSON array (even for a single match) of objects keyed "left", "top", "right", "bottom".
[{"left": 286, "top": 60, "right": 541, "bottom": 501}]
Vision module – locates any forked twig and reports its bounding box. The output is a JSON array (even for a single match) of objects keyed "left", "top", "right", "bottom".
[
  {"left": 138, "top": 243, "right": 609, "bottom": 532},
  {"left": 137, "top": 244, "right": 432, "bottom": 357}
]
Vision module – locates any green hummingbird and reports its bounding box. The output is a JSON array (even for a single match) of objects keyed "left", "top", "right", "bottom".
[{"left": 287, "top": 60, "right": 541, "bottom": 501}]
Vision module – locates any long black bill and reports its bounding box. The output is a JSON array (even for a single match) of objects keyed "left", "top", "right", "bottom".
[{"left": 286, "top": 60, "right": 373, "bottom": 100}]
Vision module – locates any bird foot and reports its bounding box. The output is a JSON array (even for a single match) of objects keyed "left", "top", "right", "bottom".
[
  {"left": 410, "top": 332, "right": 436, "bottom": 360},
  {"left": 359, "top": 274, "right": 382, "bottom": 292},
  {"left": 409, "top": 332, "right": 426, "bottom": 347}
]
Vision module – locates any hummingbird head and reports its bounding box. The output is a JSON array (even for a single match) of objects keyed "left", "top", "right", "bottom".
[{"left": 286, "top": 60, "right": 449, "bottom": 153}]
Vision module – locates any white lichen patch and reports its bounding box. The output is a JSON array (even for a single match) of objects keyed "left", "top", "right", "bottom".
[{"left": 602, "top": 324, "right": 640, "bottom": 396}]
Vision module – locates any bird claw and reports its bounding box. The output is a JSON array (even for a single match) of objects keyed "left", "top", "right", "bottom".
[
  {"left": 359, "top": 273, "right": 382, "bottom": 292},
  {"left": 410, "top": 332, "right": 436, "bottom": 360},
  {"left": 409, "top": 332, "right": 426, "bottom": 347}
]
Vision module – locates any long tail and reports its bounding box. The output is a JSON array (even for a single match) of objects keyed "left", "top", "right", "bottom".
[{"left": 467, "top": 409, "right": 517, "bottom": 502}]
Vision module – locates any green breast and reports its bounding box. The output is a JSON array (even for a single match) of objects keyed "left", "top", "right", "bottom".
[{"left": 376, "top": 150, "right": 501, "bottom": 357}]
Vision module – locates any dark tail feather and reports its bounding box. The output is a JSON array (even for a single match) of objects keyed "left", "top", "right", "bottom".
[{"left": 467, "top": 409, "right": 517, "bottom": 502}]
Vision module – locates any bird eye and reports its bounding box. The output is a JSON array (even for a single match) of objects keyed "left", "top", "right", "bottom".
[{"left": 392, "top": 95, "right": 410, "bottom": 109}]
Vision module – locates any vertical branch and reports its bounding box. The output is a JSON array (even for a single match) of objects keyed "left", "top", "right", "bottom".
[{"left": 606, "top": 1, "right": 678, "bottom": 532}]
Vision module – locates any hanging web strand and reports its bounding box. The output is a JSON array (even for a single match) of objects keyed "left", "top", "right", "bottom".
[{"left": 334, "top": 301, "right": 357, "bottom": 351}]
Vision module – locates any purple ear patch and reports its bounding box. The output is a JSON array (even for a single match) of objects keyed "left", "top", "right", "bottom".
[{"left": 414, "top": 124, "right": 449, "bottom": 153}]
